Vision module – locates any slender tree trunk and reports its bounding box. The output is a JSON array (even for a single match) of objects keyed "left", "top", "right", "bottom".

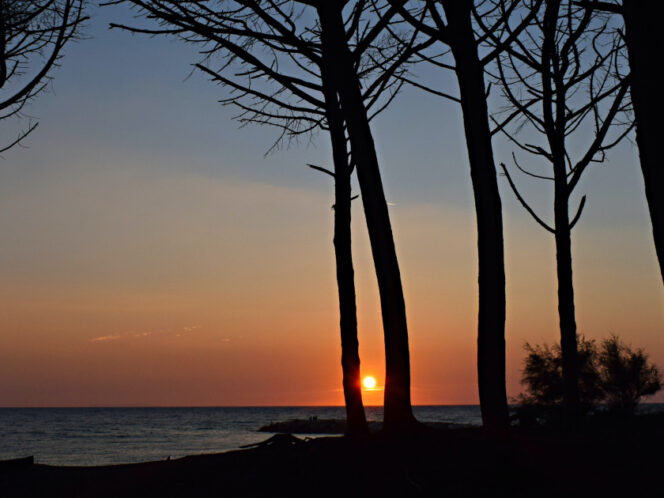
[
  {"left": 317, "top": 2, "right": 416, "bottom": 431},
  {"left": 543, "top": 0, "right": 579, "bottom": 427},
  {"left": 622, "top": 0, "right": 664, "bottom": 284},
  {"left": 554, "top": 182, "right": 580, "bottom": 426},
  {"left": 444, "top": 1, "right": 509, "bottom": 436},
  {"left": 323, "top": 81, "right": 369, "bottom": 438}
]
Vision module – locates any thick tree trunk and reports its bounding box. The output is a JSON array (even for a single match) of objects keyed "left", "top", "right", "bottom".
[
  {"left": 444, "top": 1, "right": 509, "bottom": 435},
  {"left": 317, "top": 3, "right": 416, "bottom": 431},
  {"left": 324, "top": 83, "right": 369, "bottom": 438},
  {"left": 622, "top": 0, "right": 664, "bottom": 285},
  {"left": 554, "top": 186, "right": 580, "bottom": 426}
]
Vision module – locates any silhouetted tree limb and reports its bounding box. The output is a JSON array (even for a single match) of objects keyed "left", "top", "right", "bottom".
[
  {"left": 490, "top": 0, "right": 631, "bottom": 427},
  {"left": 0, "top": 0, "right": 86, "bottom": 153},
  {"left": 574, "top": 0, "right": 664, "bottom": 285},
  {"left": 112, "top": 0, "right": 423, "bottom": 434},
  {"left": 499, "top": 161, "right": 555, "bottom": 233}
]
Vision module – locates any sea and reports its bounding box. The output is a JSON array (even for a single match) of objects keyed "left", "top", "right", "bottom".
[
  {"left": 3, "top": 404, "right": 662, "bottom": 466},
  {"left": 0, "top": 406, "right": 481, "bottom": 466}
]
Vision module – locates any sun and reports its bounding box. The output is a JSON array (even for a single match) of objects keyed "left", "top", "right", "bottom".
[{"left": 363, "top": 376, "right": 377, "bottom": 389}]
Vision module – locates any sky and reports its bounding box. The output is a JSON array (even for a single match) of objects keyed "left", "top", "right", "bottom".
[{"left": 0, "top": 4, "right": 662, "bottom": 407}]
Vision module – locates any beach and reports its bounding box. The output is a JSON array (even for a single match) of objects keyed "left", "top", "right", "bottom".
[{"left": 2, "top": 414, "right": 663, "bottom": 498}]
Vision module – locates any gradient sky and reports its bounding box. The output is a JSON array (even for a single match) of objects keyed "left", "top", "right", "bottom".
[{"left": 1, "top": 4, "right": 662, "bottom": 407}]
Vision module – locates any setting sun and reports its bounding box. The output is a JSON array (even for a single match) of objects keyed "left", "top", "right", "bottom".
[{"left": 362, "top": 376, "right": 377, "bottom": 389}]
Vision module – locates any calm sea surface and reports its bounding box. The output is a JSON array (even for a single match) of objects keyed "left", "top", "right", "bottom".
[{"left": 0, "top": 406, "right": 481, "bottom": 466}]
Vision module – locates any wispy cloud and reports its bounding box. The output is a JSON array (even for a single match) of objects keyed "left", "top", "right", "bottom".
[
  {"left": 90, "top": 335, "right": 122, "bottom": 343},
  {"left": 93, "top": 327, "right": 201, "bottom": 342}
]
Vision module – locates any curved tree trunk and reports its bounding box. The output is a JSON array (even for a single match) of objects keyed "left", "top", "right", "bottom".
[
  {"left": 323, "top": 80, "right": 369, "bottom": 438},
  {"left": 622, "top": 0, "right": 664, "bottom": 285},
  {"left": 444, "top": 1, "right": 509, "bottom": 436},
  {"left": 317, "top": 2, "right": 416, "bottom": 431}
]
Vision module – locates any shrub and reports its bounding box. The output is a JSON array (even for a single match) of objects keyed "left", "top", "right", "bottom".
[
  {"left": 516, "top": 335, "right": 661, "bottom": 424},
  {"left": 598, "top": 335, "right": 662, "bottom": 414}
]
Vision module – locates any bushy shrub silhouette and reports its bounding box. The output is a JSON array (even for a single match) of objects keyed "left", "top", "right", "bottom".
[
  {"left": 598, "top": 335, "right": 662, "bottom": 414},
  {"left": 516, "top": 335, "right": 661, "bottom": 425}
]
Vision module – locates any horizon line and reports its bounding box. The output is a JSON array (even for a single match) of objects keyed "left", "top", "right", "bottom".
[{"left": 0, "top": 404, "right": 483, "bottom": 409}]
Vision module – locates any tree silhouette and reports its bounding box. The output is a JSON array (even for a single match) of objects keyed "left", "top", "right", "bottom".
[
  {"left": 518, "top": 336, "right": 602, "bottom": 421},
  {"left": 385, "top": 0, "right": 542, "bottom": 434},
  {"left": 112, "top": 0, "right": 424, "bottom": 432},
  {"left": 492, "top": 0, "right": 631, "bottom": 426},
  {"left": 0, "top": 0, "right": 86, "bottom": 154},
  {"left": 597, "top": 335, "right": 662, "bottom": 414},
  {"left": 572, "top": 2, "right": 664, "bottom": 287},
  {"left": 519, "top": 335, "right": 661, "bottom": 422}
]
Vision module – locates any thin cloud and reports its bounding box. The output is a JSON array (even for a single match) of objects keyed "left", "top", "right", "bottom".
[{"left": 90, "top": 335, "right": 122, "bottom": 343}]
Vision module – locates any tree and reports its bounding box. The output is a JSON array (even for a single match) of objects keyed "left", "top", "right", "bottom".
[
  {"left": 518, "top": 336, "right": 602, "bottom": 415},
  {"left": 385, "top": 0, "right": 542, "bottom": 434},
  {"left": 315, "top": 1, "right": 420, "bottom": 430},
  {"left": 493, "top": 0, "right": 631, "bottom": 426},
  {"left": 598, "top": 335, "right": 662, "bottom": 414},
  {"left": 575, "top": 1, "right": 664, "bottom": 286},
  {"left": 112, "top": 0, "right": 422, "bottom": 432},
  {"left": 518, "top": 335, "right": 661, "bottom": 422},
  {"left": 0, "top": 0, "right": 86, "bottom": 154}
]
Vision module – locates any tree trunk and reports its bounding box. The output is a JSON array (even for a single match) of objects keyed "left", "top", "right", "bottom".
[
  {"left": 543, "top": 0, "right": 579, "bottom": 428},
  {"left": 622, "top": 0, "right": 664, "bottom": 285},
  {"left": 444, "top": 1, "right": 509, "bottom": 436},
  {"left": 323, "top": 79, "right": 369, "bottom": 438},
  {"left": 554, "top": 186, "right": 580, "bottom": 426},
  {"left": 317, "top": 2, "right": 416, "bottom": 431}
]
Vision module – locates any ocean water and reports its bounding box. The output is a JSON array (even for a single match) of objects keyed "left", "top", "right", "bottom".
[{"left": 0, "top": 406, "right": 481, "bottom": 466}]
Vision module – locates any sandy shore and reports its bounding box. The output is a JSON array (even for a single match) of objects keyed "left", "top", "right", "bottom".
[{"left": 2, "top": 415, "right": 662, "bottom": 498}]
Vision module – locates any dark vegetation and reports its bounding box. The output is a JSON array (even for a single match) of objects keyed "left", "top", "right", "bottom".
[{"left": 516, "top": 335, "right": 662, "bottom": 426}]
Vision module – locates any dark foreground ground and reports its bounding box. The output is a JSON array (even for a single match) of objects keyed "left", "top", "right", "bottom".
[{"left": 2, "top": 414, "right": 663, "bottom": 498}]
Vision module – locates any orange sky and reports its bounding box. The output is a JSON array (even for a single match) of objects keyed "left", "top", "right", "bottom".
[
  {"left": 0, "top": 159, "right": 662, "bottom": 406},
  {"left": 1, "top": 6, "right": 662, "bottom": 407}
]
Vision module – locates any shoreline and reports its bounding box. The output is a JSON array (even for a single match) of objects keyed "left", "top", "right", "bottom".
[{"left": 2, "top": 414, "right": 663, "bottom": 497}]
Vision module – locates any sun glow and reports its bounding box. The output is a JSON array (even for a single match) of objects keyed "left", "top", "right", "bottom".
[{"left": 362, "top": 376, "right": 377, "bottom": 389}]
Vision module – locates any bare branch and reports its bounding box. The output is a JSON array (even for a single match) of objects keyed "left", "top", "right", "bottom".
[{"left": 500, "top": 162, "right": 555, "bottom": 233}]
